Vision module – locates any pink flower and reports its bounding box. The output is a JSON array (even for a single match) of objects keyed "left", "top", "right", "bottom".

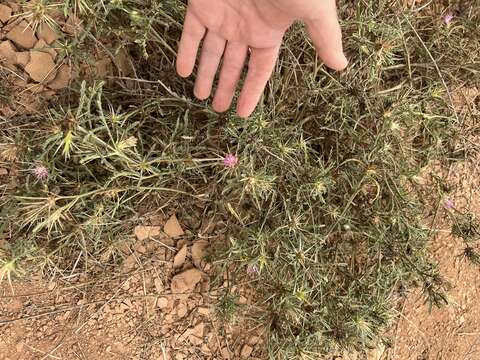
[
  {"left": 444, "top": 198, "right": 454, "bottom": 210},
  {"left": 223, "top": 154, "right": 238, "bottom": 168},
  {"left": 443, "top": 13, "right": 454, "bottom": 25},
  {"left": 246, "top": 263, "right": 259, "bottom": 276},
  {"left": 32, "top": 165, "right": 49, "bottom": 180}
]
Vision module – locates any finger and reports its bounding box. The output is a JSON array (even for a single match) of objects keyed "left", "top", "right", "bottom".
[
  {"left": 212, "top": 42, "right": 248, "bottom": 113},
  {"left": 176, "top": 8, "right": 206, "bottom": 78},
  {"left": 194, "top": 31, "right": 227, "bottom": 100},
  {"left": 237, "top": 46, "right": 280, "bottom": 118},
  {"left": 305, "top": 2, "right": 348, "bottom": 71}
]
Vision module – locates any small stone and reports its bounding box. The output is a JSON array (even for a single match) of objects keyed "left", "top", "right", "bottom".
[
  {"left": 34, "top": 39, "right": 57, "bottom": 59},
  {"left": 122, "top": 254, "right": 137, "bottom": 272},
  {"left": 190, "top": 322, "right": 204, "bottom": 337},
  {"left": 37, "top": 23, "right": 59, "bottom": 44},
  {"left": 63, "top": 13, "right": 83, "bottom": 35},
  {"left": 47, "top": 281, "right": 56, "bottom": 291},
  {"left": 25, "top": 51, "right": 56, "bottom": 82},
  {"left": 47, "top": 63, "right": 71, "bottom": 89},
  {"left": 197, "top": 307, "right": 209, "bottom": 316},
  {"left": 133, "top": 242, "right": 146, "bottom": 254},
  {"left": 200, "top": 343, "right": 211, "bottom": 355},
  {"left": 173, "top": 245, "right": 187, "bottom": 268},
  {"left": 154, "top": 278, "right": 164, "bottom": 293},
  {"left": 164, "top": 214, "right": 184, "bottom": 237},
  {"left": 177, "top": 303, "right": 188, "bottom": 318},
  {"left": 0, "top": 4, "right": 12, "bottom": 24},
  {"left": 134, "top": 225, "right": 161, "bottom": 241},
  {"left": 157, "top": 297, "right": 168, "bottom": 309},
  {"left": 220, "top": 348, "right": 231, "bottom": 359},
  {"left": 192, "top": 240, "right": 209, "bottom": 267},
  {"left": 248, "top": 336, "right": 260, "bottom": 345},
  {"left": 6, "top": 21, "right": 37, "bottom": 49},
  {"left": 0, "top": 40, "right": 16, "bottom": 66},
  {"left": 170, "top": 268, "right": 203, "bottom": 294},
  {"left": 15, "top": 51, "right": 30, "bottom": 67},
  {"left": 240, "top": 344, "right": 253, "bottom": 359}
]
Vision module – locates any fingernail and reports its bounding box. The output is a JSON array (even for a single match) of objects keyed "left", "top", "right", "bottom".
[{"left": 337, "top": 52, "right": 349, "bottom": 70}]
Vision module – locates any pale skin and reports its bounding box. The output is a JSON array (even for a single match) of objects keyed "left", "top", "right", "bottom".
[{"left": 176, "top": 0, "right": 348, "bottom": 118}]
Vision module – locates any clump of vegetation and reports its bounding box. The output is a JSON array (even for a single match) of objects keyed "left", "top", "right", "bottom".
[{"left": 0, "top": 0, "right": 478, "bottom": 358}]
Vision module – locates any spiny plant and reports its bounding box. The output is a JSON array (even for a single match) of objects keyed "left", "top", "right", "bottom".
[{"left": 0, "top": 0, "right": 479, "bottom": 359}]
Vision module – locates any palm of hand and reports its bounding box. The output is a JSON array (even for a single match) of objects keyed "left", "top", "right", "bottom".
[{"left": 176, "top": 0, "right": 347, "bottom": 117}]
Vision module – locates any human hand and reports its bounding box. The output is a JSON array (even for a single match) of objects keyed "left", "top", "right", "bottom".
[{"left": 176, "top": 0, "right": 348, "bottom": 118}]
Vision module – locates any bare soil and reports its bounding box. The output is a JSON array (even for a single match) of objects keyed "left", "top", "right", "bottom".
[
  {"left": 0, "top": 215, "right": 264, "bottom": 360},
  {"left": 383, "top": 87, "right": 480, "bottom": 360}
]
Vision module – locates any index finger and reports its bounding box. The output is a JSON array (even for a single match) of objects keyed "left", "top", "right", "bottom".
[{"left": 176, "top": 8, "right": 206, "bottom": 78}]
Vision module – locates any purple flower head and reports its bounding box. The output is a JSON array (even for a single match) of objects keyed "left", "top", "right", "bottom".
[
  {"left": 443, "top": 13, "right": 454, "bottom": 25},
  {"left": 223, "top": 154, "right": 238, "bottom": 169},
  {"left": 444, "top": 198, "right": 454, "bottom": 210},
  {"left": 246, "top": 263, "right": 259, "bottom": 276},
  {"left": 32, "top": 165, "right": 49, "bottom": 180}
]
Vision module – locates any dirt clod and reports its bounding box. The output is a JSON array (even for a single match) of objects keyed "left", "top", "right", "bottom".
[
  {"left": 192, "top": 240, "right": 209, "bottom": 267},
  {"left": 171, "top": 268, "right": 203, "bottom": 294},
  {"left": 134, "top": 225, "right": 161, "bottom": 241},
  {"left": 0, "top": 4, "right": 12, "bottom": 23},
  {"left": 173, "top": 244, "right": 187, "bottom": 268},
  {"left": 6, "top": 21, "right": 37, "bottom": 49},
  {"left": 37, "top": 23, "right": 59, "bottom": 44},
  {"left": 25, "top": 51, "right": 56, "bottom": 82},
  {"left": 240, "top": 344, "right": 253, "bottom": 359},
  {"left": 0, "top": 40, "right": 16, "bottom": 65},
  {"left": 157, "top": 297, "right": 169, "bottom": 309},
  {"left": 15, "top": 51, "right": 29, "bottom": 67},
  {"left": 48, "top": 64, "right": 71, "bottom": 89},
  {"left": 164, "top": 214, "right": 184, "bottom": 237},
  {"left": 34, "top": 39, "right": 57, "bottom": 59}
]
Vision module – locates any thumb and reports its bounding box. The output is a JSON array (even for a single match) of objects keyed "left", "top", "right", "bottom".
[{"left": 305, "top": 3, "right": 348, "bottom": 71}]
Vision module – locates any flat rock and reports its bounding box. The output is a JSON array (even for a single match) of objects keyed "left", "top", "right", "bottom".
[
  {"left": 34, "top": 39, "right": 57, "bottom": 59},
  {"left": 47, "top": 64, "right": 71, "bottom": 89},
  {"left": 15, "top": 51, "right": 30, "bottom": 67},
  {"left": 164, "top": 214, "right": 184, "bottom": 237},
  {"left": 25, "top": 51, "right": 56, "bottom": 82},
  {"left": 240, "top": 344, "right": 253, "bottom": 359},
  {"left": 156, "top": 297, "right": 168, "bottom": 309},
  {"left": 134, "top": 225, "right": 161, "bottom": 241},
  {"left": 173, "top": 244, "right": 187, "bottom": 268},
  {"left": 170, "top": 268, "right": 203, "bottom": 294},
  {"left": 0, "top": 40, "right": 16, "bottom": 65},
  {"left": 6, "top": 21, "right": 37, "bottom": 49},
  {"left": 37, "top": 23, "right": 59, "bottom": 44},
  {"left": 0, "top": 4, "right": 12, "bottom": 23},
  {"left": 176, "top": 302, "right": 188, "bottom": 317},
  {"left": 192, "top": 240, "right": 209, "bottom": 267}
]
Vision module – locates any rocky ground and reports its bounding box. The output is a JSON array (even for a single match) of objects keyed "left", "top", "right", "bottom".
[{"left": 0, "top": 214, "right": 264, "bottom": 359}]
